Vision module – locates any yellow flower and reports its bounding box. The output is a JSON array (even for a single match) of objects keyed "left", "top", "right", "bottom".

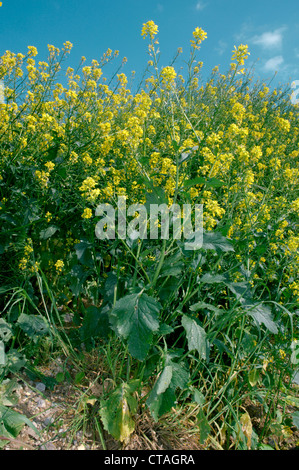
[
  {"left": 279, "top": 349, "right": 286, "bottom": 359},
  {"left": 160, "top": 66, "right": 177, "bottom": 85},
  {"left": 45, "top": 161, "right": 55, "bottom": 171},
  {"left": 231, "top": 44, "right": 250, "bottom": 66},
  {"left": 141, "top": 20, "right": 159, "bottom": 40},
  {"left": 28, "top": 46, "right": 38, "bottom": 57},
  {"left": 190, "top": 27, "right": 207, "bottom": 49},
  {"left": 55, "top": 260, "right": 64, "bottom": 273},
  {"left": 82, "top": 207, "right": 93, "bottom": 219},
  {"left": 63, "top": 41, "right": 73, "bottom": 52},
  {"left": 45, "top": 211, "right": 52, "bottom": 222}
]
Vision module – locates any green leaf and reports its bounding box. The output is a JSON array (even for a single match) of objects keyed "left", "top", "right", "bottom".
[
  {"left": 0, "top": 379, "right": 19, "bottom": 407},
  {"left": 146, "top": 366, "right": 174, "bottom": 421},
  {"left": 258, "top": 443, "right": 275, "bottom": 450},
  {"left": 100, "top": 382, "right": 138, "bottom": 442},
  {"left": 283, "top": 396, "right": 299, "bottom": 408},
  {"left": 74, "top": 371, "right": 85, "bottom": 384},
  {"left": 202, "top": 231, "right": 234, "bottom": 253},
  {"left": 0, "top": 341, "right": 5, "bottom": 365},
  {"left": 144, "top": 186, "right": 167, "bottom": 211},
  {"left": 5, "top": 350, "right": 26, "bottom": 373},
  {"left": 291, "top": 341, "right": 299, "bottom": 365},
  {"left": 103, "top": 272, "right": 118, "bottom": 304},
  {"left": 190, "top": 301, "right": 222, "bottom": 315},
  {"left": 183, "top": 176, "right": 206, "bottom": 189},
  {"left": 291, "top": 411, "right": 299, "bottom": 429},
  {"left": 109, "top": 292, "right": 161, "bottom": 361},
  {"left": 248, "top": 368, "right": 260, "bottom": 387},
  {"left": 193, "top": 389, "right": 205, "bottom": 406},
  {"left": 17, "top": 314, "right": 50, "bottom": 340},
  {"left": 69, "top": 264, "right": 90, "bottom": 297},
  {"left": 182, "top": 315, "right": 208, "bottom": 360},
  {"left": 213, "top": 339, "right": 234, "bottom": 358},
  {"left": 75, "top": 241, "right": 94, "bottom": 268},
  {"left": 39, "top": 225, "right": 59, "bottom": 240},
  {"left": 197, "top": 408, "right": 211, "bottom": 444},
  {"left": 166, "top": 359, "right": 189, "bottom": 391},
  {"left": 246, "top": 302, "right": 278, "bottom": 334},
  {"left": 55, "top": 372, "right": 65, "bottom": 383},
  {"left": 200, "top": 273, "right": 226, "bottom": 284},
  {"left": 0, "top": 319, "right": 13, "bottom": 343},
  {"left": 205, "top": 177, "right": 225, "bottom": 188},
  {"left": 155, "top": 365, "right": 173, "bottom": 395},
  {"left": 159, "top": 253, "right": 183, "bottom": 278},
  {"left": 0, "top": 404, "right": 40, "bottom": 439},
  {"left": 79, "top": 305, "right": 110, "bottom": 345},
  {"left": 226, "top": 281, "right": 252, "bottom": 303}
]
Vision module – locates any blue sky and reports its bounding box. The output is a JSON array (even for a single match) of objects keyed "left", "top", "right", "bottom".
[{"left": 0, "top": 0, "right": 298, "bottom": 91}]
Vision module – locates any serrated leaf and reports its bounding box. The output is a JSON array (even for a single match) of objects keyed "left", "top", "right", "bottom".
[
  {"left": 79, "top": 305, "right": 110, "bottom": 345},
  {"left": 0, "top": 341, "right": 5, "bottom": 365},
  {"left": 159, "top": 253, "right": 183, "bottom": 278},
  {"left": 146, "top": 366, "right": 175, "bottom": 422},
  {"left": 100, "top": 382, "right": 137, "bottom": 442},
  {"left": 248, "top": 368, "right": 260, "bottom": 387},
  {"left": 0, "top": 379, "right": 19, "bottom": 407},
  {"left": 258, "top": 443, "right": 275, "bottom": 450},
  {"left": 226, "top": 281, "right": 252, "bottom": 303},
  {"left": 75, "top": 241, "right": 94, "bottom": 268},
  {"left": 183, "top": 176, "right": 206, "bottom": 188},
  {"left": 291, "top": 411, "right": 299, "bottom": 429},
  {"left": 202, "top": 231, "right": 234, "bottom": 253},
  {"left": 193, "top": 389, "right": 205, "bottom": 406},
  {"left": 200, "top": 273, "right": 226, "bottom": 284},
  {"left": 39, "top": 225, "right": 59, "bottom": 240},
  {"left": 155, "top": 366, "right": 173, "bottom": 395},
  {"left": 109, "top": 292, "right": 161, "bottom": 361},
  {"left": 291, "top": 341, "right": 299, "bottom": 365},
  {"left": 157, "top": 323, "right": 174, "bottom": 336},
  {"left": 5, "top": 350, "right": 26, "bottom": 373},
  {"left": 197, "top": 408, "right": 211, "bottom": 444},
  {"left": 0, "top": 404, "right": 40, "bottom": 439},
  {"left": 283, "top": 395, "right": 299, "bottom": 407},
  {"left": 165, "top": 358, "right": 189, "bottom": 391},
  {"left": 246, "top": 303, "right": 278, "bottom": 334},
  {"left": 205, "top": 177, "right": 225, "bottom": 188},
  {"left": 292, "top": 370, "right": 299, "bottom": 385},
  {"left": 17, "top": 314, "right": 50, "bottom": 340},
  {"left": 182, "top": 315, "right": 207, "bottom": 360},
  {"left": 190, "top": 301, "right": 222, "bottom": 315},
  {"left": 0, "top": 319, "right": 13, "bottom": 343},
  {"left": 240, "top": 411, "right": 253, "bottom": 449}
]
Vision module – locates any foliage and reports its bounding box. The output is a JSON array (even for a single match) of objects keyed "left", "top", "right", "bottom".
[{"left": 0, "top": 20, "right": 298, "bottom": 449}]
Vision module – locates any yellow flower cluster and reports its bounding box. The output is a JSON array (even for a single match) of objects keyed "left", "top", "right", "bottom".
[
  {"left": 141, "top": 20, "right": 159, "bottom": 40},
  {"left": 190, "top": 27, "right": 207, "bottom": 49},
  {"left": 0, "top": 21, "right": 297, "bottom": 303}
]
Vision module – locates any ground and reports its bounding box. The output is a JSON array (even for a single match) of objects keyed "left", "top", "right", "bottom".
[{"left": 2, "top": 357, "right": 298, "bottom": 451}]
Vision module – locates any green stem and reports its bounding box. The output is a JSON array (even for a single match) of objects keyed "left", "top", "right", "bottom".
[{"left": 151, "top": 238, "right": 167, "bottom": 288}]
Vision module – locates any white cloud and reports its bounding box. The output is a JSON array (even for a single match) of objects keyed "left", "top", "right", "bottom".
[
  {"left": 251, "top": 27, "right": 286, "bottom": 50},
  {"left": 195, "top": 1, "right": 207, "bottom": 11},
  {"left": 215, "top": 40, "right": 227, "bottom": 56},
  {"left": 263, "top": 55, "right": 284, "bottom": 72}
]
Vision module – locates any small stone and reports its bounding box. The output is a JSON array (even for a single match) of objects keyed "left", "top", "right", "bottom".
[
  {"left": 35, "top": 382, "right": 46, "bottom": 392},
  {"left": 40, "top": 442, "right": 56, "bottom": 450},
  {"left": 43, "top": 417, "right": 54, "bottom": 427},
  {"left": 36, "top": 399, "right": 46, "bottom": 408},
  {"left": 77, "top": 444, "right": 86, "bottom": 450}
]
